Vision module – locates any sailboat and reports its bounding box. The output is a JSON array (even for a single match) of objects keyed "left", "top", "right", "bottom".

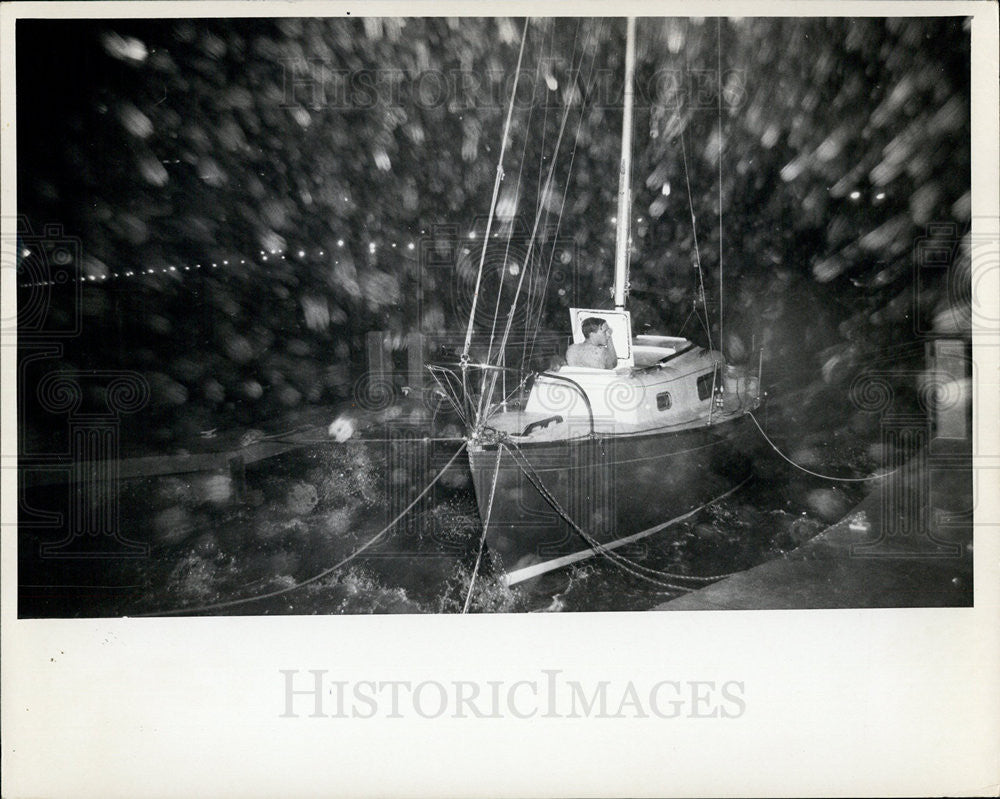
[{"left": 446, "top": 18, "right": 763, "bottom": 586}]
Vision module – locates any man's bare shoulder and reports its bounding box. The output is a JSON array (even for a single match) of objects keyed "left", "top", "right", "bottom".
[{"left": 566, "top": 342, "right": 608, "bottom": 368}]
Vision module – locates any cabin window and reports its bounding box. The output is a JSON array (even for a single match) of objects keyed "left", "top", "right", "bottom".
[
  {"left": 656, "top": 392, "right": 672, "bottom": 411},
  {"left": 696, "top": 369, "right": 717, "bottom": 401}
]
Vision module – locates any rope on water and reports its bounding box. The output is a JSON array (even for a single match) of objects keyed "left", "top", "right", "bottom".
[
  {"left": 747, "top": 412, "right": 895, "bottom": 482},
  {"left": 462, "top": 447, "right": 503, "bottom": 614},
  {"left": 501, "top": 441, "right": 741, "bottom": 590},
  {"left": 138, "top": 442, "right": 468, "bottom": 616}
]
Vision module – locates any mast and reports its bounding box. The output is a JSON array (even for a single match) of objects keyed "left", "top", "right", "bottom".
[{"left": 613, "top": 16, "right": 637, "bottom": 311}]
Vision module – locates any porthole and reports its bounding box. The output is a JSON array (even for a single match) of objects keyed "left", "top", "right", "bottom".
[
  {"left": 657, "top": 391, "right": 672, "bottom": 411},
  {"left": 697, "top": 369, "right": 717, "bottom": 401}
]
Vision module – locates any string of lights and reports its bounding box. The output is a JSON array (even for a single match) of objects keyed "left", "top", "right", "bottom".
[
  {"left": 16, "top": 240, "right": 423, "bottom": 289},
  {"left": 17, "top": 212, "right": 649, "bottom": 290}
]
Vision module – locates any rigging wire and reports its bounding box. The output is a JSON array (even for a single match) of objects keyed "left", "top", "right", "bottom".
[
  {"left": 477, "top": 37, "right": 584, "bottom": 421},
  {"left": 482, "top": 102, "right": 573, "bottom": 420},
  {"left": 676, "top": 304, "right": 697, "bottom": 337},
  {"left": 510, "top": 19, "right": 584, "bottom": 393},
  {"left": 523, "top": 19, "right": 603, "bottom": 371},
  {"left": 530, "top": 19, "right": 562, "bottom": 222},
  {"left": 513, "top": 21, "right": 563, "bottom": 382},
  {"left": 717, "top": 17, "right": 725, "bottom": 358},
  {"left": 480, "top": 42, "right": 544, "bottom": 408},
  {"left": 679, "top": 123, "right": 714, "bottom": 350},
  {"left": 460, "top": 20, "right": 529, "bottom": 382},
  {"left": 675, "top": 17, "right": 715, "bottom": 350}
]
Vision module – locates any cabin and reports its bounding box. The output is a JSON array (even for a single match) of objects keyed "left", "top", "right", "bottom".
[{"left": 483, "top": 308, "right": 760, "bottom": 441}]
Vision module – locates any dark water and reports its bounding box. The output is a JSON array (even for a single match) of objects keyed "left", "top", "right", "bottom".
[{"left": 18, "top": 398, "right": 878, "bottom": 617}]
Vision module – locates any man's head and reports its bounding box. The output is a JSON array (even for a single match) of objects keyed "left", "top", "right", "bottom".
[{"left": 581, "top": 316, "right": 611, "bottom": 344}]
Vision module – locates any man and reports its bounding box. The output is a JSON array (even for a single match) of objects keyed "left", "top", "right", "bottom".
[{"left": 566, "top": 317, "right": 618, "bottom": 369}]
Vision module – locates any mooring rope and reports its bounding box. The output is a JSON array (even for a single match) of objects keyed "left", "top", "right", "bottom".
[
  {"left": 139, "top": 442, "right": 468, "bottom": 616},
  {"left": 747, "top": 412, "right": 895, "bottom": 482},
  {"left": 462, "top": 447, "right": 503, "bottom": 613},
  {"left": 262, "top": 434, "right": 467, "bottom": 446},
  {"left": 501, "top": 441, "right": 741, "bottom": 589}
]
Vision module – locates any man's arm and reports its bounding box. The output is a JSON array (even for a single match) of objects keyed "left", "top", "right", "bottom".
[{"left": 603, "top": 336, "right": 618, "bottom": 369}]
